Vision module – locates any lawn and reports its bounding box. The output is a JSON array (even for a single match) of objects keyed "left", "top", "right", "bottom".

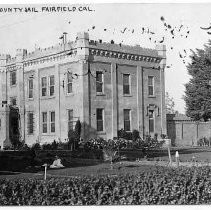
[
  {"left": 0, "top": 161, "right": 159, "bottom": 180},
  {"left": 1, "top": 147, "right": 211, "bottom": 180}
]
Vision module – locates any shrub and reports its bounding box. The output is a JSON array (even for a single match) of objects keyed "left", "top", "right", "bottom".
[
  {"left": 42, "top": 143, "right": 52, "bottom": 150},
  {"left": 74, "top": 120, "right": 81, "bottom": 150},
  {"left": 31, "top": 143, "right": 41, "bottom": 151},
  {"left": 68, "top": 129, "right": 75, "bottom": 150},
  {"left": 118, "top": 129, "right": 132, "bottom": 140},
  {"left": 51, "top": 140, "right": 59, "bottom": 150},
  {"left": 19, "top": 144, "right": 30, "bottom": 151},
  {"left": 132, "top": 129, "right": 140, "bottom": 142},
  {"left": 1, "top": 167, "right": 211, "bottom": 205},
  {"left": 197, "top": 137, "right": 211, "bottom": 147}
]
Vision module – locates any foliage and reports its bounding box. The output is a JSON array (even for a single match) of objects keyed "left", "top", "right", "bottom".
[
  {"left": 18, "top": 144, "right": 31, "bottom": 151},
  {"left": 74, "top": 120, "right": 81, "bottom": 142},
  {"left": 144, "top": 135, "right": 165, "bottom": 149},
  {"left": 197, "top": 137, "right": 211, "bottom": 147},
  {"left": 42, "top": 143, "right": 52, "bottom": 150},
  {"left": 132, "top": 130, "right": 140, "bottom": 142},
  {"left": 103, "top": 140, "right": 118, "bottom": 166},
  {"left": 31, "top": 143, "right": 41, "bottom": 151},
  {"left": 118, "top": 129, "right": 133, "bottom": 140},
  {"left": 1, "top": 167, "right": 211, "bottom": 205},
  {"left": 184, "top": 41, "right": 211, "bottom": 121},
  {"left": 165, "top": 92, "right": 176, "bottom": 114}
]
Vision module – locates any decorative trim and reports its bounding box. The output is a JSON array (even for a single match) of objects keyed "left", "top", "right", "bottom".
[{"left": 89, "top": 48, "right": 162, "bottom": 64}]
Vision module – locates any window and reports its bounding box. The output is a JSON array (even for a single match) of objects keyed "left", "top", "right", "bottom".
[
  {"left": 42, "top": 112, "right": 47, "bottom": 133},
  {"left": 124, "top": 109, "right": 131, "bottom": 131},
  {"left": 50, "top": 111, "right": 55, "bottom": 133},
  {"left": 148, "top": 76, "right": 154, "bottom": 96},
  {"left": 96, "top": 71, "right": 103, "bottom": 93},
  {"left": 49, "top": 75, "right": 55, "bottom": 96},
  {"left": 41, "top": 77, "right": 47, "bottom": 97},
  {"left": 67, "top": 72, "right": 73, "bottom": 94},
  {"left": 10, "top": 97, "right": 17, "bottom": 106},
  {"left": 10, "top": 71, "right": 16, "bottom": 86},
  {"left": 28, "top": 112, "right": 34, "bottom": 134},
  {"left": 96, "top": 108, "right": 104, "bottom": 131},
  {"left": 149, "top": 110, "right": 155, "bottom": 133},
  {"left": 28, "top": 79, "right": 33, "bottom": 99},
  {"left": 68, "top": 109, "right": 74, "bottom": 132},
  {"left": 123, "top": 74, "right": 130, "bottom": 94}
]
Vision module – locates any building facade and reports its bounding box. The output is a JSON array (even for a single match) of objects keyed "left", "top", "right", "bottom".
[{"left": 0, "top": 32, "right": 166, "bottom": 148}]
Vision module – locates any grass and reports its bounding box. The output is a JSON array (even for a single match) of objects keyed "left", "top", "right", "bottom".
[
  {"left": 151, "top": 148, "right": 211, "bottom": 162},
  {"left": 0, "top": 161, "right": 161, "bottom": 180},
  {"left": 1, "top": 146, "right": 211, "bottom": 180}
]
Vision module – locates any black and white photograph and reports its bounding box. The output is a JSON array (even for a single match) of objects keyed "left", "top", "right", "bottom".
[{"left": 1, "top": 1, "right": 211, "bottom": 205}]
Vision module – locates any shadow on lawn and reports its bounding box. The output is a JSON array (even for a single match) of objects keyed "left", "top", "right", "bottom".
[{"left": 0, "top": 157, "right": 103, "bottom": 174}]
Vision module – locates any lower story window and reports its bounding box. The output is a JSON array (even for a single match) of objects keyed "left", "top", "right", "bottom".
[
  {"left": 68, "top": 109, "right": 74, "bottom": 132},
  {"left": 149, "top": 110, "right": 155, "bottom": 133},
  {"left": 42, "top": 112, "right": 47, "bottom": 133},
  {"left": 50, "top": 111, "right": 55, "bottom": 133},
  {"left": 124, "top": 109, "right": 131, "bottom": 131},
  {"left": 28, "top": 112, "right": 34, "bottom": 134},
  {"left": 96, "top": 108, "right": 104, "bottom": 131}
]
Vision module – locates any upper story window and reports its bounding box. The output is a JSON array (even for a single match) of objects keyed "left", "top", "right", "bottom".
[
  {"left": 41, "top": 77, "right": 47, "bottom": 97},
  {"left": 96, "top": 108, "right": 104, "bottom": 132},
  {"left": 67, "top": 72, "right": 73, "bottom": 94},
  {"left": 96, "top": 71, "right": 104, "bottom": 93},
  {"left": 123, "top": 74, "right": 130, "bottom": 95},
  {"left": 148, "top": 76, "right": 155, "bottom": 96},
  {"left": 49, "top": 75, "right": 55, "bottom": 96},
  {"left": 123, "top": 109, "right": 131, "bottom": 131},
  {"left": 28, "top": 78, "right": 33, "bottom": 99},
  {"left": 10, "top": 71, "right": 16, "bottom": 86}
]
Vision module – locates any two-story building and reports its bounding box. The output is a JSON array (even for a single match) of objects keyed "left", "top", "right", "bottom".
[{"left": 0, "top": 32, "right": 166, "bottom": 148}]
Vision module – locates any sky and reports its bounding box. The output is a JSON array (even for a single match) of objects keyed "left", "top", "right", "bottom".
[{"left": 1, "top": 3, "right": 211, "bottom": 114}]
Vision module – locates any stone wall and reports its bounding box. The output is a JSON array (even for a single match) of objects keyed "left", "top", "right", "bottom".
[{"left": 167, "top": 114, "right": 211, "bottom": 146}]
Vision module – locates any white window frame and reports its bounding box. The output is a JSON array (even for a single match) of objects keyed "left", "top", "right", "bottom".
[
  {"left": 96, "top": 71, "right": 104, "bottom": 94},
  {"left": 123, "top": 74, "right": 131, "bottom": 95},
  {"left": 49, "top": 75, "right": 55, "bottom": 96},
  {"left": 10, "top": 70, "right": 17, "bottom": 86},
  {"left": 67, "top": 109, "right": 74, "bottom": 132},
  {"left": 96, "top": 108, "right": 104, "bottom": 132},
  {"left": 28, "top": 78, "right": 33, "bottom": 99},
  {"left": 50, "top": 111, "right": 55, "bottom": 133},
  {"left": 67, "top": 72, "right": 73, "bottom": 94},
  {"left": 41, "top": 77, "right": 47, "bottom": 97},
  {"left": 123, "top": 109, "right": 131, "bottom": 131},
  {"left": 27, "top": 112, "right": 34, "bottom": 135},
  {"left": 149, "top": 110, "right": 155, "bottom": 133},
  {"left": 148, "top": 76, "right": 155, "bottom": 96},
  {"left": 42, "top": 112, "right": 47, "bottom": 133}
]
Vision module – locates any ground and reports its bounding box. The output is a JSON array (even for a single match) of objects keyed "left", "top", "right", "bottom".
[{"left": 1, "top": 147, "right": 211, "bottom": 180}]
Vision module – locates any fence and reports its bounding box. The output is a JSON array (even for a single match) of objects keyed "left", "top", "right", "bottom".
[{"left": 167, "top": 114, "right": 211, "bottom": 146}]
